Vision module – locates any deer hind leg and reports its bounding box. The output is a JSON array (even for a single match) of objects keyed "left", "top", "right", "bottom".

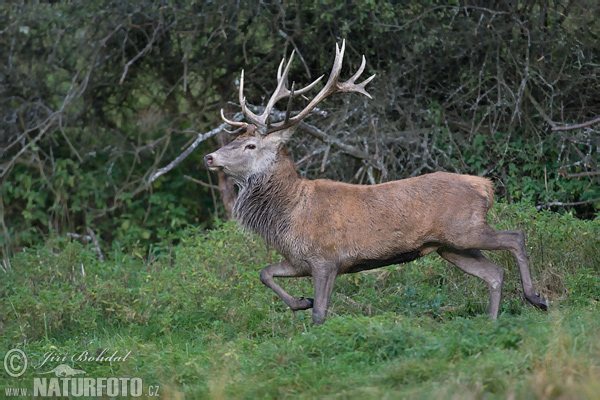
[
  {"left": 438, "top": 248, "right": 505, "bottom": 319},
  {"left": 452, "top": 227, "right": 548, "bottom": 311},
  {"left": 260, "top": 261, "right": 313, "bottom": 311}
]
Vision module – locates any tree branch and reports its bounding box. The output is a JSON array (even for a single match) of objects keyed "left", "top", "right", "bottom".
[
  {"left": 558, "top": 170, "right": 600, "bottom": 179},
  {"left": 148, "top": 114, "right": 242, "bottom": 184},
  {"left": 184, "top": 174, "right": 219, "bottom": 190},
  {"left": 537, "top": 197, "right": 600, "bottom": 210},
  {"left": 119, "top": 23, "right": 161, "bottom": 85},
  {"left": 527, "top": 91, "right": 557, "bottom": 128},
  {"left": 86, "top": 227, "right": 105, "bottom": 262},
  {"left": 299, "top": 121, "right": 371, "bottom": 161},
  {"left": 552, "top": 116, "right": 600, "bottom": 131}
]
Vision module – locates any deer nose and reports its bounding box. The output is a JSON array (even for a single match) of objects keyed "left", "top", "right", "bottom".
[{"left": 204, "top": 154, "right": 214, "bottom": 166}]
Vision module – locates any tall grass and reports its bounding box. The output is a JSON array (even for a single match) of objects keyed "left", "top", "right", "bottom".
[{"left": 1, "top": 203, "right": 598, "bottom": 398}]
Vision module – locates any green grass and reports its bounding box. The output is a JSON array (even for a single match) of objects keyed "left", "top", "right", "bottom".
[{"left": 1, "top": 203, "right": 599, "bottom": 399}]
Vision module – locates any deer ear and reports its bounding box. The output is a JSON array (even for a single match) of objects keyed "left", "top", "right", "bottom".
[
  {"left": 265, "top": 125, "right": 299, "bottom": 147},
  {"left": 264, "top": 132, "right": 285, "bottom": 148}
]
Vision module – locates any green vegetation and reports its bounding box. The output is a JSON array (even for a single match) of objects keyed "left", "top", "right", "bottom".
[{"left": 2, "top": 203, "right": 599, "bottom": 398}]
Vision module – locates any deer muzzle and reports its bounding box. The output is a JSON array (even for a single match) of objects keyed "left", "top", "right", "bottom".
[{"left": 204, "top": 153, "right": 222, "bottom": 171}]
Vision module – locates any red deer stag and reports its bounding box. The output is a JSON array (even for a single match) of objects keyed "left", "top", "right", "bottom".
[{"left": 205, "top": 40, "right": 547, "bottom": 325}]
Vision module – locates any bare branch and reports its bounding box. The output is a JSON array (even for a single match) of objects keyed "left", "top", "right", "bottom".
[
  {"left": 552, "top": 116, "right": 600, "bottom": 131},
  {"left": 2, "top": 45, "right": 100, "bottom": 179},
  {"left": 377, "top": 5, "right": 511, "bottom": 32},
  {"left": 119, "top": 23, "right": 161, "bottom": 85},
  {"left": 558, "top": 170, "right": 600, "bottom": 179},
  {"left": 67, "top": 232, "right": 92, "bottom": 241},
  {"left": 278, "top": 29, "right": 311, "bottom": 79},
  {"left": 1, "top": 114, "right": 56, "bottom": 178},
  {"left": 184, "top": 174, "right": 219, "bottom": 190},
  {"left": 320, "top": 143, "right": 331, "bottom": 173},
  {"left": 526, "top": 91, "right": 557, "bottom": 128},
  {"left": 295, "top": 147, "right": 326, "bottom": 166},
  {"left": 537, "top": 197, "right": 600, "bottom": 210},
  {"left": 86, "top": 227, "right": 104, "bottom": 262},
  {"left": 299, "top": 121, "right": 370, "bottom": 161},
  {"left": 148, "top": 114, "right": 242, "bottom": 184}
]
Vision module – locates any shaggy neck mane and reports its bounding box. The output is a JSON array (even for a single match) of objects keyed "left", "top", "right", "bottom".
[{"left": 233, "top": 148, "right": 300, "bottom": 250}]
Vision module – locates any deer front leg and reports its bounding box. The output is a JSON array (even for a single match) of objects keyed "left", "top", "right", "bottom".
[
  {"left": 311, "top": 266, "right": 338, "bottom": 325},
  {"left": 260, "top": 261, "right": 313, "bottom": 311}
]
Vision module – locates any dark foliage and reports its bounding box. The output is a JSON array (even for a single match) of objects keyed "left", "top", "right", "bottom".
[{"left": 1, "top": 1, "right": 598, "bottom": 257}]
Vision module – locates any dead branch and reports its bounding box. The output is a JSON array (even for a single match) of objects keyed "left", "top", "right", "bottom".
[
  {"left": 552, "top": 116, "right": 600, "bottom": 131},
  {"left": 119, "top": 23, "right": 161, "bottom": 85},
  {"left": 279, "top": 29, "right": 311, "bottom": 79},
  {"left": 377, "top": 5, "right": 511, "bottom": 32},
  {"left": 527, "top": 91, "right": 557, "bottom": 128},
  {"left": 295, "top": 147, "right": 326, "bottom": 166},
  {"left": 67, "top": 232, "right": 92, "bottom": 241},
  {"left": 184, "top": 174, "right": 219, "bottom": 190},
  {"left": 148, "top": 114, "right": 242, "bottom": 184},
  {"left": 2, "top": 47, "right": 99, "bottom": 179},
  {"left": 558, "top": 170, "right": 600, "bottom": 179},
  {"left": 537, "top": 197, "right": 600, "bottom": 210},
  {"left": 299, "top": 122, "right": 370, "bottom": 161},
  {"left": 1, "top": 114, "right": 57, "bottom": 178},
  {"left": 67, "top": 228, "right": 104, "bottom": 262},
  {"left": 86, "top": 227, "right": 105, "bottom": 262}
]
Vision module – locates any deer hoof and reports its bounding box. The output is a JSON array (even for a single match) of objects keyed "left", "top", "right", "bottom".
[
  {"left": 312, "top": 313, "right": 326, "bottom": 326},
  {"left": 291, "top": 297, "right": 314, "bottom": 310},
  {"left": 527, "top": 293, "right": 548, "bottom": 311},
  {"left": 537, "top": 297, "right": 549, "bottom": 311}
]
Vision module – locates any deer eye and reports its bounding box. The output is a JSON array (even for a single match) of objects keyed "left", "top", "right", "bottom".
[{"left": 245, "top": 144, "right": 256, "bottom": 150}]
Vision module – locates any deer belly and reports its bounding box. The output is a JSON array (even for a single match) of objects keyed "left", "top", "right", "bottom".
[{"left": 343, "top": 250, "right": 422, "bottom": 274}]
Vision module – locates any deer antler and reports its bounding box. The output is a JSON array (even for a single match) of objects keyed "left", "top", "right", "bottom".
[
  {"left": 220, "top": 109, "right": 248, "bottom": 129},
  {"left": 270, "top": 40, "right": 375, "bottom": 133},
  {"left": 220, "top": 40, "right": 375, "bottom": 135}
]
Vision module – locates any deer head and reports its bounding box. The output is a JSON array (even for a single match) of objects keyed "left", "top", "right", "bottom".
[{"left": 204, "top": 40, "right": 375, "bottom": 183}]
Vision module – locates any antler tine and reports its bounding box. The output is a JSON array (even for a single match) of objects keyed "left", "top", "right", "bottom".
[
  {"left": 330, "top": 39, "right": 347, "bottom": 83},
  {"left": 338, "top": 55, "right": 376, "bottom": 99},
  {"left": 220, "top": 109, "right": 248, "bottom": 128},
  {"left": 238, "top": 69, "right": 245, "bottom": 106},
  {"left": 224, "top": 126, "right": 246, "bottom": 134},
  {"left": 265, "top": 51, "right": 325, "bottom": 117},
  {"left": 347, "top": 54, "right": 366, "bottom": 84},
  {"left": 284, "top": 81, "right": 295, "bottom": 124},
  {"left": 276, "top": 56, "right": 286, "bottom": 81},
  {"left": 260, "top": 50, "right": 297, "bottom": 121},
  {"left": 293, "top": 75, "right": 324, "bottom": 95},
  {"left": 237, "top": 70, "right": 265, "bottom": 127},
  {"left": 274, "top": 52, "right": 324, "bottom": 98}
]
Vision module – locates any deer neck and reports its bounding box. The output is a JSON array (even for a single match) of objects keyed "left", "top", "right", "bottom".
[{"left": 233, "top": 148, "right": 301, "bottom": 249}]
